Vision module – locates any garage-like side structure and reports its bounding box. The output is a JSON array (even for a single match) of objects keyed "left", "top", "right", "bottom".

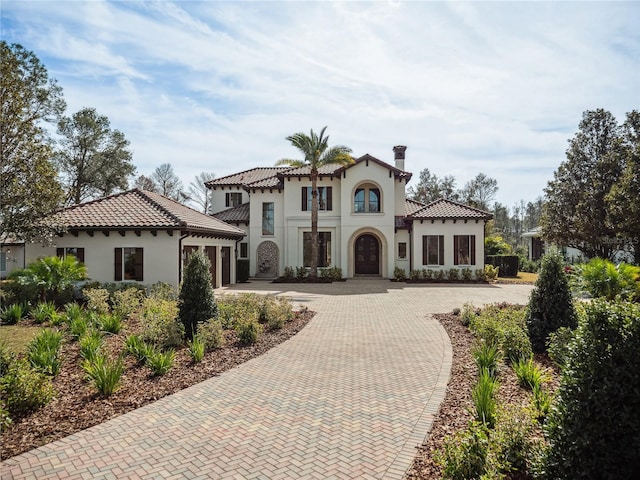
[{"left": 25, "top": 189, "right": 245, "bottom": 289}]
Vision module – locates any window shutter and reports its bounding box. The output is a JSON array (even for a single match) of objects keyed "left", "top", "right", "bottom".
[
  {"left": 135, "top": 248, "right": 144, "bottom": 281},
  {"left": 302, "top": 187, "right": 308, "bottom": 211},
  {"left": 453, "top": 236, "right": 459, "bottom": 265},
  {"left": 422, "top": 236, "right": 428, "bottom": 265},
  {"left": 56, "top": 248, "right": 64, "bottom": 259},
  {"left": 326, "top": 187, "right": 332, "bottom": 211},
  {"left": 77, "top": 248, "right": 85, "bottom": 264},
  {"left": 225, "top": 193, "right": 230, "bottom": 207},
  {"left": 114, "top": 248, "right": 122, "bottom": 281},
  {"left": 471, "top": 235, "right": 476, "bottom": 265},
  {"left": 439, "top": 236, "right": 445, "bottom": 265}
]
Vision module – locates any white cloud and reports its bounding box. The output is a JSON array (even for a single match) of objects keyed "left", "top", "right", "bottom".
[{"left": 1, "top": 0, "right": 638, "bottom": 208}]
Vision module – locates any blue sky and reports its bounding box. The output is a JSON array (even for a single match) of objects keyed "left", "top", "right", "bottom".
[{"left": 2, "top": 1, "right": 639, "bottom": 210}]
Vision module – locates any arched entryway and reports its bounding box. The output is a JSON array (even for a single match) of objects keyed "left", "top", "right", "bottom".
[{"left": 354, "top": 234, "right": 380, "bottom": 275}]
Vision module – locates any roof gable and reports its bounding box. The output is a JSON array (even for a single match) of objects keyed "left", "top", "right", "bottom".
[
  {"left": 276, "top": 154, "right": 412, "bottom": 181},
  {"left": 54, "top": 189, "right": 245, "bottom": 238}
]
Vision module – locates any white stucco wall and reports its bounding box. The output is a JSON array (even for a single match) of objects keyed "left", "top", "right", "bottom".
[
  {"left": 24, "top": 231, "right": 240, "bottom": 289},
  {"left": 394, "top": 230, "right": 411, "bottom": 275},
  {"left": 210, "top": 185, "right": 246, "bottom": 214},
  {"left": 339, "top": 161, "right": 398, "bottom": 277},
  {"left": 249, "top": 189, "right": 285, "bottom": 276},
  {"left": 411, "top": 219, "right": 487, "bottom": 271},
  {"left": 1, "top": 244, "right": 25, "bottom": 278},
  {"left": 26, "top": 231, "right": 179, "bottom": 287}
]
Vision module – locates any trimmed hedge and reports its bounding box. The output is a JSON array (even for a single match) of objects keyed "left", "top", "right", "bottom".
[
  {"left": 543, "top": 300, "right": 640, "bottom": 479},
  {"left": 486, "top": 255, "right": 519, "bottom": 277}
]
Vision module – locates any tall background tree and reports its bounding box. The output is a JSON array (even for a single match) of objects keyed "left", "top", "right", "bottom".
[
  {"left": 0, "top": 42, "right": 65, "bottom": 242},
  {"left": 542, "top": 109, "right": 629, "bottom": 260},
  {"left": 606, "top": 111, "right": 640, "bottom": 263},
  {"left": 189, "top": 172, "right": 215, "bottom": 213},
  {"left": 151, "top": 163, "right": 189, "bottom": 201},
  {"left": 277, "top": 127, "right": 353, "bottom": 278},
  {"left": 407, "top": 168, "right": 459, "bottom": 204},
  {"left": 132, "top": 174, "right": 157, "bottom": 192},
  {"left": 55, "top": 107, "right": 135, "bottom": 205},
  {"left": 460, "top": 172, "right": 498, "bottom": 211}
]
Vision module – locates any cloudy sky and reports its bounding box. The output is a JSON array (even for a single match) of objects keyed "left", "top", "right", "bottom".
[{"left": 2, "top": 1, "right": 638, "bottom": 209}]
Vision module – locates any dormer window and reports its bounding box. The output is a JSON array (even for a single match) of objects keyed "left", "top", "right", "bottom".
[{"left": 354, "top": 184, "right": 381, "bottom": 213}]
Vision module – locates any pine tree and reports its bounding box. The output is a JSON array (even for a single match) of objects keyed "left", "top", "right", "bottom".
[
  {"left": 525, "top": 248, "right": 577, "bottom": 353},
  {"left": 178, "top": 251, "right": 217, "bottom": 340}
]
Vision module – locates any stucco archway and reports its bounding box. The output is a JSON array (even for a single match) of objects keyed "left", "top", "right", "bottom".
[{"left": 347, "top": 228, "right": 388, "bottom": 277}]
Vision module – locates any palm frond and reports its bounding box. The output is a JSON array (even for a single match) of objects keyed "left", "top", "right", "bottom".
[{"left": 276, "top": 158, "right": 306, "bottom": 168}]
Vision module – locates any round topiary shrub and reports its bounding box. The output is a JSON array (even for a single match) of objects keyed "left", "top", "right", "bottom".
[
  {"left": 525, "top": 249, "right": 577, "bottom": 353},
  {"left": 179, "top": 251, "right": 217, "bottom": 340},
  {"left": 543, "top": 299, "right": 640, "bottom": 479}
]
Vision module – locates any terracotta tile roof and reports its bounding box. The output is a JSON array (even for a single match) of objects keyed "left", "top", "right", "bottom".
[
  {"left": 206, "top": 167, "right": 290, "bottom": 188},
  {"left": 277, "top": 154, "right": 412, "bottom": 181},
  {"left": 246, "top": 176, "right": 283, "bottom": 189},
  {"left": 354, "top": 154, "right": 412, "bottom": 180},
  {"left": 405, "top": 198, "right": 426, "bottom": 216},
  {"left": 213, "top": 202, "right": 250, "bottom": 224},
  {"left": 410, "top": 198, "right": 493, "bottom": 220},
  {"left": 54, "top": 189, "right": 245, "bottom": 238},
  {"left": 277, "top": 163, "right": 347, "bottom": 177}
]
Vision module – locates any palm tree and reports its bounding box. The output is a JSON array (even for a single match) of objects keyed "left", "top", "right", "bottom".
[{"left": 277, "top": 127, "right": 353, "bottom": 279}]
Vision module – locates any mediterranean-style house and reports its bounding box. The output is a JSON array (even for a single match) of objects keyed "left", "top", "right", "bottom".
[
  {"left": 4, "top": 189, "right": 245, "bottom": 288},
  {"left": 209, "top": 146, "right": 492, "bottom": 279}
]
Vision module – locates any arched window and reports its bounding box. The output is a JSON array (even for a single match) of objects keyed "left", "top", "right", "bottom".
[{"left": 353, "top": 184, "right": 381, "bottom": 213}]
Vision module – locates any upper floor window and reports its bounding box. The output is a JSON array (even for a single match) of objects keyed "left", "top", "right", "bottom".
[
  {"left": 226, "top": 192, "right": 243, "bottom": 208},
  {"left": 398, "top": 242, "right": 407, "bottom": 259},
  {"left": 262, "top": 202, "right": 274, "bottom": 235},
  {"left": 302, "top": 187, "right": 332, "bottom": 211},
  {"left": 454, "top": 235, "right": 476, "bottom": 265},
  {"left": 354, "top": 184, "right": 381, "bottom": 213}
]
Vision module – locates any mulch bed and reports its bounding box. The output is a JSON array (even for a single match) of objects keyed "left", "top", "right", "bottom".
[
  {"left": 1, "top": 310, "right": 314, "bottom": 460},
  {"left": 405, "top": 313, "right": 557, "bottom": 479}
]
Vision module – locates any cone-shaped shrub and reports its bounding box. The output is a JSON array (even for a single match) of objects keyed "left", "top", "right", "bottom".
[
  {"left": 179, "top": 251, "right": 217, "bottom": 340},
  {"left": 525, "top": 249, "right": 577, "bottom": 353}
]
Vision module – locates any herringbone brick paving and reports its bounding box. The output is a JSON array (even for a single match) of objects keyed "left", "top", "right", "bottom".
[{"left": 2, "top": 280, "right": 532, "bottom": 479}]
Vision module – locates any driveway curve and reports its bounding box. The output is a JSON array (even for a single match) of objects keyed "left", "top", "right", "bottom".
[{"left": 2, "top": 279, "right": 532, "bottom": 480}]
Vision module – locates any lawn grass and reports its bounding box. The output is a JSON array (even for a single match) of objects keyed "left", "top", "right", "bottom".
[
  {"left": 497, "top": 272, "right": 539, "bottom": 284},
  {"left": 1, "top": 325, "right": 44, "bottom": 354}
]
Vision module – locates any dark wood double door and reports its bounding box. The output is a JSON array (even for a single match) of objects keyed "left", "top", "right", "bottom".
[
  {"left": 184, "top": 245, "right": 231, "bottom": 287},
  {"left": 355, "top": 234, "right": 380, "bottom": 275}
]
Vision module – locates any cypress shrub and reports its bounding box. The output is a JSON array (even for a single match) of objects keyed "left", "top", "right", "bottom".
[
  {"left": 179, "top": 251, "right": 217, "bottom": 340},
  {"left": 525, "top": 249, "right": 577, "bottom": 353},
  {"left": 544, "top": 300, "right": 640, "bottom": 479}
]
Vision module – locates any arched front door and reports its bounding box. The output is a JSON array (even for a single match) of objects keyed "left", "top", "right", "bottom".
[{"left": 355, "top": 234, "right": 380, "bottom": 275}]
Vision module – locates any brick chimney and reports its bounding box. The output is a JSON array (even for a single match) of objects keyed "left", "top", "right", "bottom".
[{"left": 393, "top": 145, "right": 406, "bottom": 171}]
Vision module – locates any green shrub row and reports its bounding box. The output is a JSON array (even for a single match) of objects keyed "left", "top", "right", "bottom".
[{"left": 394, "top": 267, "right": 489, "bottom": 282}]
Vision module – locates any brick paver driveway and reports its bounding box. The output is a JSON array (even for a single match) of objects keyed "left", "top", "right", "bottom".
[{"left": 2, "top": 279, "right": 533, "bottom": 480}]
